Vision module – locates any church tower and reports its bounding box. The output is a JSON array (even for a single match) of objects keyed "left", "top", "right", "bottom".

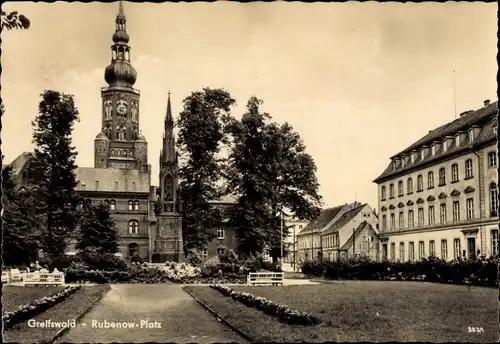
[
  {"left": 153, "top": 92, "right": 184, "bottom": 263},
  {"left": 94, "top": 1, "right": 148, "bottom": 171}
]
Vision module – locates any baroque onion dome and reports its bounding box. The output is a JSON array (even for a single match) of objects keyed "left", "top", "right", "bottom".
[{"left": 104, "top": 1, "right": 137, "bottom": 88}]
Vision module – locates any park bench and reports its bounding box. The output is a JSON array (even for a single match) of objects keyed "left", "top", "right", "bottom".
[
  {"left": 8, "top": 268, "right": 23, "bottom": 282},
  {"left": 23, "top": 269, "right": 65, "bottom": 287},
  {"left": 2, "top": 271, "right": 9, "bottom": 284},
  {"left": 247, "top": 272, "right": 284, "bottom": 286}
]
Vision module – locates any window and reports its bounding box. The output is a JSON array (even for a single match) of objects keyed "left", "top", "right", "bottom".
[
  {"left": 420, "top": 150, "right": 425, "bottom": 160},
  {"left": 399, "top": 211, "right": 404, "bottom": 229},
  {"left": 389, "top": 184, "right": 394, "bottom": 198},
  {"left": 443, "top": 140, "right": 448, "bottom": 152},
  {"left": 381, "top": 186, "right": 386, "bottom": 200},
  {"left": 382, "top": 215, "right": 387, "bottom": 231},
  {"left": 468, "top": 129, "right": 474, "bottom": 142},
  {"left": 453, "top": 239, "right": 461, "bottom": 259},
  {"left": 217, "top": 227, "right": 225, "bottom": 239},
  {"left": 128, "top": 243, "right": 139, "bottom": 257},
  {"left": 417, "top": 208, "right": 424, "bottom": 227},
  {"left": 128, "top": 220, "right": 139, "bottom": 234},
  {"left": 451, "top": 164, "right": 459, "bottom": 182},
  {"left": 466, "top": 198, "right": 474, "bottom": 220},
  {"left": 398, "top": 181, "right": 404, "bottom": 197},
  {"left": 452, "top": 201, "right": 460, "bottom": 222},
  {"left": 128, "top": 200, "right": 134, "bottom": 210},
  {"left": 455, "top": 135, "right": 460, "bottom": 146},
  {"left": 417, "top": 175, "right": 423, "bottom": 192},
  {"left": 428, "top": 206, "right": 435, "bottom": 225},
  {"left": 465, "top": 159, "right": 473, "bottom": 179},
  {"left": 490, "top": 183, "right": 498, "bottom": 217},
  {"left": 407, "top": 178, "right": 413, "bottom": 194},
  {"left": 439, "top": 168, "right": 446, "bottom": 186},
  {"left": 408, "top": 242, "right": 415, "bottom": 261},
  {"left": 408, "top": 210, "right": 414, "bottom": 228},
  {"left": 95, "top": 181, "right": 99, "bottom": 189},
  {"left": 110, "top": 200, "right": 116, "bottom": 210},
  {"left": 399, "top": 243, "right": 405, "bottom": 262},
  {"left": 393, "top": 161, "right": 397, "bottom": 171},
  {"left": 217, "top": 248, "right": 225, "bottom": 256},
  {"left": 429, "top": 240, "right": 435, "bottom": 257},
  {"left": 202, "top": 249, "right": 208, "bottom": 258},
  {"left": 488, "top": 151, "right": 497, "bottom": 168},
  {"left": 390, "top": 243, "right": 396, "bottom": 261},
  {"left": 418, "top": 241, "right": 425, "bottom": 259},
  {"left": 491, "top": 229, "right": 499, "bottom": 256},
  {"left": 441, "top": 240, "right": 448, "bottom": 260},
  {"left": 440, "top": 203, "right": 447, "bottom": 224},
  {"left": 431, "top": 145, "right": 436, "bottom": 156},
  {"left": 428, "top": 171, "right": 434, "bottom": 188},
  {"left": 401, "top": 159, "right": 405, "bottom": 168},
  {"left": 134, "top": 200, "right": 139, "bottom": 210}
]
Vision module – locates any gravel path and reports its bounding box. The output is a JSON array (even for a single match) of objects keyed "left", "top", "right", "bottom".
[{"left": 56, "top": 284, "right": 247, "bottom": 343}]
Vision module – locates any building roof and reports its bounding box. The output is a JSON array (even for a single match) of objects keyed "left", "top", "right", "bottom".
[
  {"left": 296, "top": 205, "right": 345, "bottom": 236},
  {"left": 340, "top": 221, "right": 374, "bottom": 250},
  {"left": 7, "top": 152, "right": 35, "bottom": 176},
  {"left": 374, "top": 101, "right": 498, "bottom": 183},
  {"left": 76, "top": 167, "right": 150, "bottom": 193},
  {"left": 321, "top": 203, "right": 366, "bottom": 235}
]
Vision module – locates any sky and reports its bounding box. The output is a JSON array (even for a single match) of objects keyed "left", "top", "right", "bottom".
[{"left": 2, "top": 1, "right": 497, "bottom": 209}]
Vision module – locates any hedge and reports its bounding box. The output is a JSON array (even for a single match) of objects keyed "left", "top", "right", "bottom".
[{"left": 300, "top": 257, "right": 499, "bottom": 287}]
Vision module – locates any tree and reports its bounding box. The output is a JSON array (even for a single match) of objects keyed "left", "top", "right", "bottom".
[
  {"left": 1, "top": 166, "right": 44, "bottom": 266},
  {"left": 1, "top": 11, "right": 30, "bottom": 30},
  {"left": 226, "top": 97, "right": 322, "bottom": 258},
  {"left": 76, "top": 202, "right": 118, "bottom": 255},
  {"left": 31, "top": 90, "right": 80, "bottom": 259},
  {"left": 176, "top": 88, "right": 236, "bottom": 254}
]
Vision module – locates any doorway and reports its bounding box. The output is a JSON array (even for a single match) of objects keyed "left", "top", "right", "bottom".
[
  {"left": 382, "top": 243, "right": 388, "bottom": 260},
  {"left": 467, "top": 237, "right": 476, "bottom": 260}
]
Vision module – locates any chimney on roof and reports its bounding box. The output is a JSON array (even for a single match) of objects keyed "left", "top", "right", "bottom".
[{"left": 484, "top": 99, "right": 490, "bottom": 107}]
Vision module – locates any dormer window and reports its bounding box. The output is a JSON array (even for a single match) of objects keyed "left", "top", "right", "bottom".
[
  {"left": 431, "top": 145, "right": 436, "bottom": 156},
  {"left": 443, "top": 140, "right": 448, "bottom": 152},
  {"left": 393, "top": 161, "right": 397, "bottom": 171},
  {"left": 411, "top": 154, "right": 415, "bottom": 163},
  {"left": 420, "top": 150, "right": 424, "bottom": 160},
  {"left": 455, "top": 135, "right": 460, "bottom": 146},
  {"left": 401, "top": 159, "right": 405, "bottom": 168},
  {"left": 468, "top": 129, "right": 474, "bottom": 142}
]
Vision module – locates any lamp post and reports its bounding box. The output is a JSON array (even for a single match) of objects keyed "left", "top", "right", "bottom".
[{"left": 280, "top": 209, "right": 284, "bottom": 271}]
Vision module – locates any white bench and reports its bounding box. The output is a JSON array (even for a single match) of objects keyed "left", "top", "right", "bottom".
[
  {"left": 2, "top": 271, "right": 9, "bottom": 284},
  {"left": 9, "top": 268, "right": 23, "bottom": 282},
  {"left": 247, "top": 272, "right": 284, "bottom": 286},
  {"left": 23, "top": 270, "right": 65, "bottom": 286}
]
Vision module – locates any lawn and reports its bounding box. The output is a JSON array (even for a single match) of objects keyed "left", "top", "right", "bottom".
[
  {"left": 186, "top": 281, "right": 497, "bottom": 342},
  {"left": 4, "top": 284, "right": 110, "bottom": 344},
  {"left": 2, "top": 286, "right": 66, "bottom": 314}
]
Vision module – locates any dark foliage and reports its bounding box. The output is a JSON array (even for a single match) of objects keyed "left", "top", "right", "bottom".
[{"left": 76, "top": 202, "right": 119, "bottom": 255}]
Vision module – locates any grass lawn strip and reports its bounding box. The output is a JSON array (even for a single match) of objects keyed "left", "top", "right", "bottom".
[
  {"left": 183, "top": 286, "right": 254, "bottom": 342},
  {"left": 184, "top": 286, "right": 321, "bottom": 342},
  {"left": 2, "top": 286, "right": 66, "bottom": 314},
  {"left": 3, "top": 285, "right": 111, "bottom": 344},
  {"left": 232, "top": 281, "right": 497, "bottom": 343}
]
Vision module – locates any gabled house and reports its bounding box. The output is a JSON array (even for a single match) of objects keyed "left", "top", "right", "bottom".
[
  {"left": 337, "top": 221, "right": 379, "bottom": 260},
  {"left": 321, "top": 203, "right": 379, "bottom": 261}
]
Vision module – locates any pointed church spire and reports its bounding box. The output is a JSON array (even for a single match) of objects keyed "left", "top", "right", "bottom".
[
  {"left": 117, "top": 1, "right": 126, "bottom": 20},
  {"left": 165, "top": 91, "right": 173, "bottom": 123}
]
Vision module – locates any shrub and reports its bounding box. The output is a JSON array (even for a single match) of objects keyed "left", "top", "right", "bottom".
[
  {"left": 77, "top": 251, "right": 128, "bottom": 271},
  {"left": 301, "top": 258, "right": 499, "bottom": 287},
  {"left": 185, "top": 250, "right": 204, "bottom": 267},
  {"left": 130, "top": 254, "right": 144, "bottom": 264}
]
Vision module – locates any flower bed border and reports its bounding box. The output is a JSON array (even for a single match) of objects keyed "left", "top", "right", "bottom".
[
  {"left": 2, "top": 285, "right": 82, "bottom": 331},
  {"left": 210, "top": 284, "right": 319, "bottom": 326}
]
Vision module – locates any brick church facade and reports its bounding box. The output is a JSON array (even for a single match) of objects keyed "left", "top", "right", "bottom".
[{"left": 5, "top": 2, "right": 239, "bottom": 263}]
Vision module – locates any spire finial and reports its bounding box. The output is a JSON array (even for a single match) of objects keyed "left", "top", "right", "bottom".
[
  {"left": 166, "top": 91, "right": 173, "bottom": 122},
  {"left": 117, "top": 1, "right": 126, "bottom": 20}
]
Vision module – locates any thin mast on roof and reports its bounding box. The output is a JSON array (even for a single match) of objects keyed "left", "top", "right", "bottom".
[{"left": 453, "top": 70, "right": 457, "bottom": 119}]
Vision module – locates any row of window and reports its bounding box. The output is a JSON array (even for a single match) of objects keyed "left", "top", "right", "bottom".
[
  {"left": 80, "top": 199, "right": 141, "bottom": 211},
  {"left": 381, "top": 184, "right": 499, "bottom": 231},
  {"left": 385, "top": 230, "right": 499, "bottom": 261},
  {"left": 382, "top": 152, "right": 497, "bottom": 200}
]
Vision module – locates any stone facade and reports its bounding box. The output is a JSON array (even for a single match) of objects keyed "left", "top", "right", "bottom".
[{"left": 374, "top": 100, "right": 498, "bottom": 261}]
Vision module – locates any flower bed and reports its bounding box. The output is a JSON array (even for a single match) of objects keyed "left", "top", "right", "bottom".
[
  {"left": 301, "top": 257, "right": 499, "bottom": 287},
  {"left": 2, "top": 285, "right": 81, "bottom": 330},
  {"left": 210, "top": 284, "right": 318, "bottom": 325}
]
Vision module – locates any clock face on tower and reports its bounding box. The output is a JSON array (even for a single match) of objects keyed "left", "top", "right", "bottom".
[{"left": 116, "top": 99, "right": 128, "bottom": 116}]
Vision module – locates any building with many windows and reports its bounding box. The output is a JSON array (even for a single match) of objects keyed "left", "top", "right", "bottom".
[
  {"left": 373, "top": 100, "right": 498, "bottom": 261},
  {"left": 296, "top": 202, "right": 379, "bottom": 262}
]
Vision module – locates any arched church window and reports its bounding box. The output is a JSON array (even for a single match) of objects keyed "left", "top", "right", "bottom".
[
  {"left": 128, "top": 200, "right": 133, "bottom": 210},
  {"left": 123, "top": 150, "right": 127, "bottom": 156},
  {"left": 128, "top": 220, "right": 139, "bottom": 234}
]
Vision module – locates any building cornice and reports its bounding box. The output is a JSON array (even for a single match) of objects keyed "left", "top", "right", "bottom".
[{"left": 77, "top": 190, "right": 150, "bottom": 198}]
